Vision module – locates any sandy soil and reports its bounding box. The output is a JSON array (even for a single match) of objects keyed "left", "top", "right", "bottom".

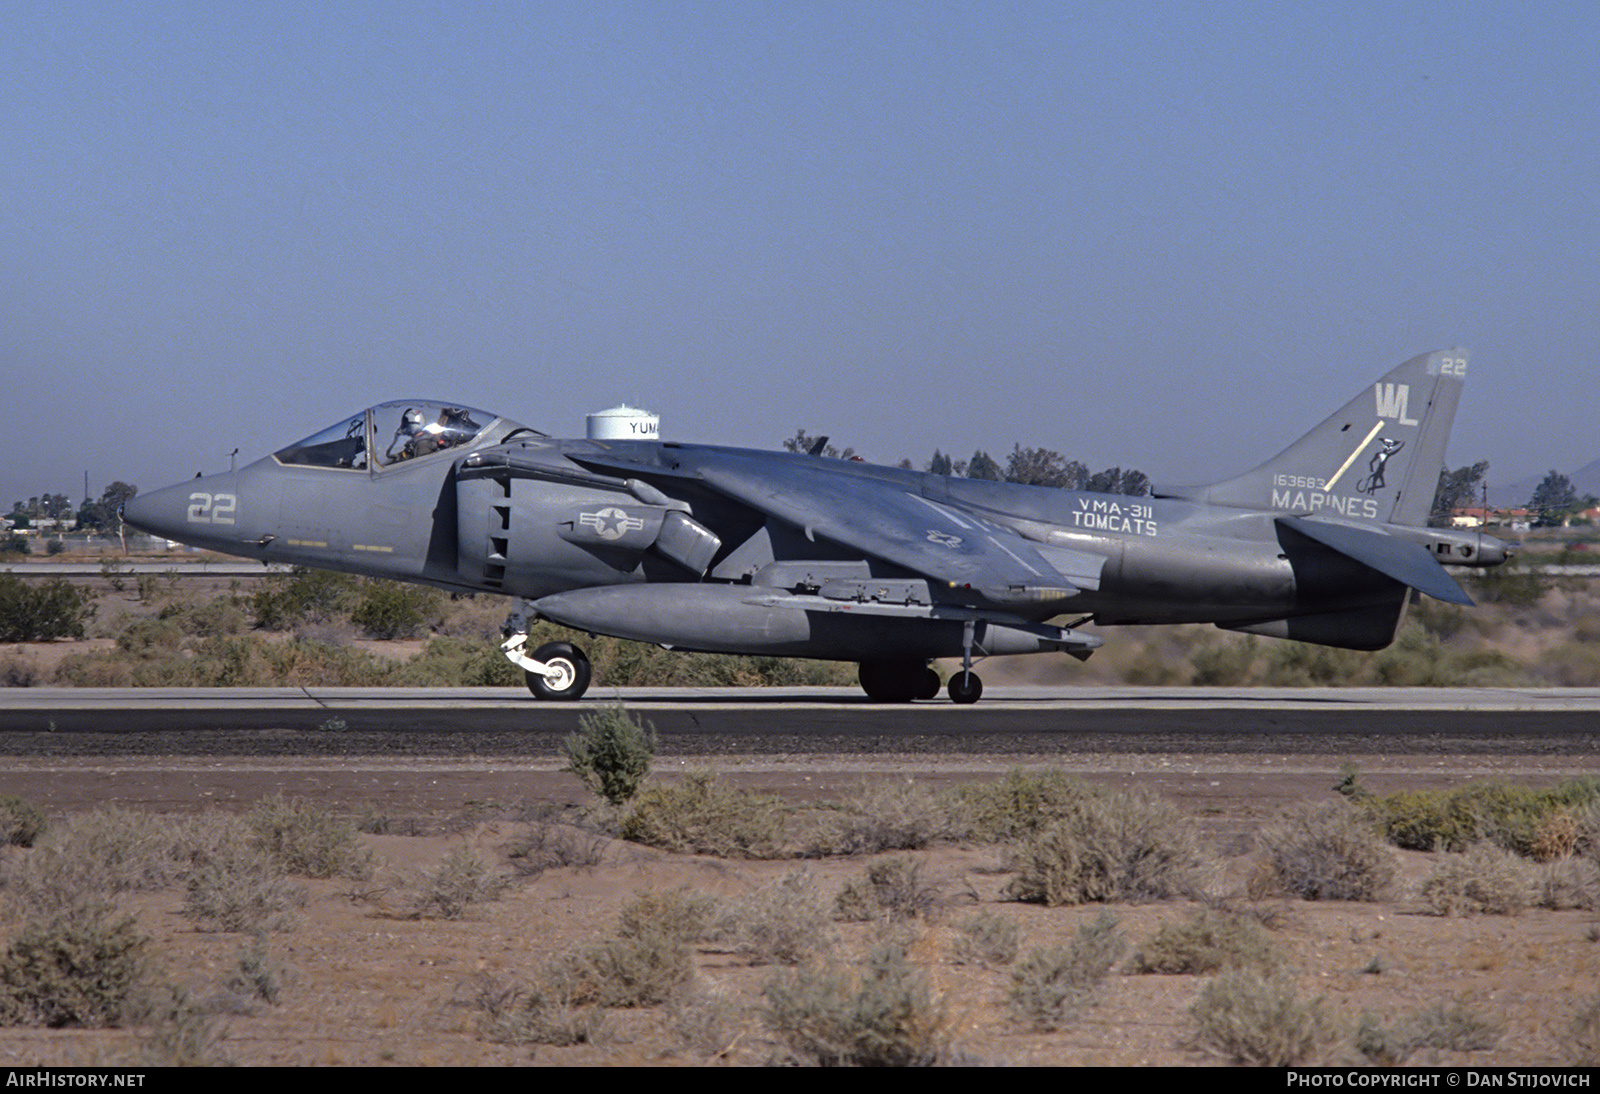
[{"left": 0, "top": 758, "right": 1596, "bottom": 1069}]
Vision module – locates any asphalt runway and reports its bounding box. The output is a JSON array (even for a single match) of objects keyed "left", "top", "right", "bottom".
[{"left": 3, "top": 685, "right": 1599, "bottom": 757}]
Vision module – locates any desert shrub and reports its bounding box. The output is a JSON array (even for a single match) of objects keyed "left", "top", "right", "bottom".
[
  {"left": 1364, "top": 777, "right": 1600, "bottom": 855},
  {"left": 506, "top": 822, "right": 606, "bottom": 876},
  {"left": 619, "top": 886, "right": 718, "bottom": 948},
  {"left": 0, "top": 652, "right": 38, "bottom": 687},
  {"left": 834, "top": 857, "right": 943, "bottom": 923},
  {"left": 1540, "top": 856, "right": 1600, "bottom": 911},
  {"left": 552, "top": 933, "right": 697, "bottom": 1010},
  {"left": 227, "top": 935, "right": 288, "bottom": 1006},
  {"left": 1188, "top": 969, "right": 1342, "bottom": 1066},
  {"left": 351, "top": 581, "right": 441, "bottom": 639},
  {"left": 949, "top": 768, "right": 1096, "bottom": 843},
  {"left": 0, "top": 909, "right": 148, "bottom": 1027},
  {"left": 247, "top": 795, "right": 372, "bottom": 880},
  {"left": 136, "top": 985, "right": 234, "bottom": 1066},
  {"left": 475, "top": 970, "right": 611, "bottom": 1047},
  {"left": 0, "top": 575, "right": 90, "bottom": 642},
  {"left": 1356, "top": 999, "right": 1501, "bottom": 1064},
  {"left": 949, "top": 910, "right": 1020, "bottom": 968},
  {"left": 521, "top": 888, "right": 715, "bottom": 1012},
  {"left": 763, "top": 939, "right": 951, "bottom": 1066},
  {"left": 1007, "top": 912, "right": 1125, "bottom": 1031},
  {"left": 1467, "top": 556, "right": 1548, "bottom": 607},
  {"left": 1531, "top": 809, "right": 1584, "bottom": 861},
  {"left": 621, "top": 771, "right": 785, "bottom": 857},
  {"left": 114, "top": 617, "right": 184, "bottom": 657},
  {"left": 249, "top": 568, "right": 361, "bottom": 629},
  {"left": 830, "top": 780, "right": 944, "bottom": 853},
  {"left": 53, "top": 629, "right": 397, "bottom": 687},
  {"left": 668, "top": 988, "right": 747, "bottom": 1059},
  {"left": 563, "top": 705, "right": 656, "bottom": 807},
  {"left": 711, "top": 871, "right": 833, "bottom": 965},
  {"left": 182, "top": 845, "right": 304, "bottom": 933},
  {"left": 1253, "top": 803, "right": 1395, "bottom": 902},
  {"left": 3, "top": 808, "right": 251, "bottom": 912},
  {"left": 0, "top": 797, "right": 46, "bottom": 848},
  {"left": 391, "top": 636, "right": 522, "bottom": 686},
  {"left": 406, "top": 846, "right": 510, "bottom": 920},
  {"left": 1568, "top": 991, "right": 1600, "bottom": 1065},
  {"left": 1, "top": 534, "right": 29, "bottom": 556},
  {"left": 159, "top": 596, "right": 247, "bottom": 637},
  {"left": 1130, "top": 908, "right": 1281, "bottom": 975},
  {"left": 1004, "top": 788, "right": 1203, "bottom": 906},
  {"left": 1189, "top": 634, "right": 1259, "bottom": 685},
  {"left": 1260, "top": 639, "right": 1365, "bottom": 686},
  {"left": 1421, "top": 844, "right": 1528, "bottom": 916}
]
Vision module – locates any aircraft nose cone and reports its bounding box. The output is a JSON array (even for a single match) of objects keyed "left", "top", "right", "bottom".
[{"left": 119, "top": 481, "right": 189, "bottom": 540}]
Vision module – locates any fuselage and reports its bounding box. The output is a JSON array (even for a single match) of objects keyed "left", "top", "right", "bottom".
[{"left": 125, "top": 429, "right": 1397, "bottom": 635}]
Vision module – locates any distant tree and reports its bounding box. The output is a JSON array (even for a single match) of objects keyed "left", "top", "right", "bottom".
[
  {"left": 966, "top": 451, "right": 1002, "bottom": 481},
  {"left": 1085, "top": 467, "right": 1152, "bottom": 496},
  {"left": 1004, "top": 446, "right": 1087, "bottom": 489},
  {"left": 781, "top": 428, "right": 854, "bottom": 461},
  {"left": 1529, "top": 471, "right": 1579, "bottom": 527},
  {"left": 75, "top": 482, "right": 138, "bottom": 533},
  {"left": 928, "top": 449, "right": 953, "bottom": 476},
  {"left": 1430, "top": 461, "right": 1489, "bottom": 527},
  {"left": 6, "top": 504, "right": 30, "bottom": 531},
  {"left": 1118, "top": 470, "right": 1151, "bottom": 497}
]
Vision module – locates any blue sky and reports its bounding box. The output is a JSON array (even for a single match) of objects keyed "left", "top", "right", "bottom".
[{"left": 3, "top": 2, "right": 1595, "bottom": 507}]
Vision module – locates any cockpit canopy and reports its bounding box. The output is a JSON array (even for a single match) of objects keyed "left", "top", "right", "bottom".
[{"left": 274, "top": 401, "right": 536, "bottom": 470}]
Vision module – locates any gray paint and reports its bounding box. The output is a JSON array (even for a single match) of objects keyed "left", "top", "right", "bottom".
[{"left": 122, "top": 349, "right": 1509, "bottom": 702}]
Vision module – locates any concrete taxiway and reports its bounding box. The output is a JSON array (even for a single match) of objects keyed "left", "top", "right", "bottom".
[{"left": 1, "top": 686, "right": 1597, "bottom": 757}]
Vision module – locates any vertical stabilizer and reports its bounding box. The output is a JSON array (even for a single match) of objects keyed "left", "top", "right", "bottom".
[{"left": 1190, "top": 349, "right": 1468, "bottom": 527}]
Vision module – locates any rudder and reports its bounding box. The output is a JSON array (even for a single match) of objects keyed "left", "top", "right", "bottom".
[{"left": 1179, "top": 348, "right": 1468, "bottom": 527}]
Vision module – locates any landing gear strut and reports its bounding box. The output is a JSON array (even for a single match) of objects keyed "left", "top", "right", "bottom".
[
  {"left": 502, "top": 605, "right": 593, "bottom": 701},
  {"left": 947, "top": 618, "right": 983, "bottom": 705}
]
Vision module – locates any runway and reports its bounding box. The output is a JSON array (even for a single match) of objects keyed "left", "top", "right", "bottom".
[{"left": 2, "top": 685, "right": 1599, "bottom": 757}]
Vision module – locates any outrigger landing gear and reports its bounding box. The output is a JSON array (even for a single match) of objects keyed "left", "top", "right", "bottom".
[
  {"left": 501, "top": 603, "right": 593, "bottom": 701},
  {"left": 947, "top": 618, "right": 983, "bottom": 705}
]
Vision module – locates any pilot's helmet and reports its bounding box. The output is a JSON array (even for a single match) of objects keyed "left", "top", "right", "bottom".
[{"left": 401, "top": 408, "right": 426, "bottom": 433}]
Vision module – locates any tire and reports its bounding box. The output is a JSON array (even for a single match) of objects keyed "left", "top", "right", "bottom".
[
  {"left": 947, "top": 671, "right": 983, "bottom": 705},
  {"left": 525, "top": 642, "right": 592, "bottom": 701},
  {"left": 916, "top": 666, "right": 941, "bottom": 700},
  {"left": 858, "top": 659, "right": 921, "bottom": 703}
]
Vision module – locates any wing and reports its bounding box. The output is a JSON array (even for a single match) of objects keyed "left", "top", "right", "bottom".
[{"left": 570, "top": 444, "right": 1103, "bottom": 608}]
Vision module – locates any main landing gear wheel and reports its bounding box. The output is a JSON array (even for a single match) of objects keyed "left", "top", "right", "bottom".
[
  {"left": 525, "top": 642, "right": 592, "bottom": 701},
  {"left": 947, "top": 671, "right": 983, "bottom": 705},
  {"left": 859, "top": 659, "right": 933, "bottom": 703}
]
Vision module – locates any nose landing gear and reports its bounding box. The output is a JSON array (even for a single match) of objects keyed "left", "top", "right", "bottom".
[{"left": 501, "top": 605, "right": 592, "bottom": 700}]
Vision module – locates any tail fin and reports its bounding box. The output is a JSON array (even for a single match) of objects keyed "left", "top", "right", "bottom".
[{"left": 1179, "top": 348, "right": 1468, "bottom": 527}]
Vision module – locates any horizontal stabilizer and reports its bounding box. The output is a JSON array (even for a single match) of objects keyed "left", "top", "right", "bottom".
[{"left": 1279, "top": 516, "right": 1473, "bottom": 605}]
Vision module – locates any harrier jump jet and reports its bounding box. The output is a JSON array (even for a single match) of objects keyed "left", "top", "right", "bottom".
[{"left": 123, "top": 349, "right": 1508, "bottom": 703}]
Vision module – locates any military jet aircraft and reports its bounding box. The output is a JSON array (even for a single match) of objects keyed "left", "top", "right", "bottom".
[{"left": 122, "top": 348, "right": 1509, "bottom": 703}]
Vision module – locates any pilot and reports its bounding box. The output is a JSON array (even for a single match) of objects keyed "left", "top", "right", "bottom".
[{"left": 387, "top": 408, "right": 444, "bottom": 462}]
